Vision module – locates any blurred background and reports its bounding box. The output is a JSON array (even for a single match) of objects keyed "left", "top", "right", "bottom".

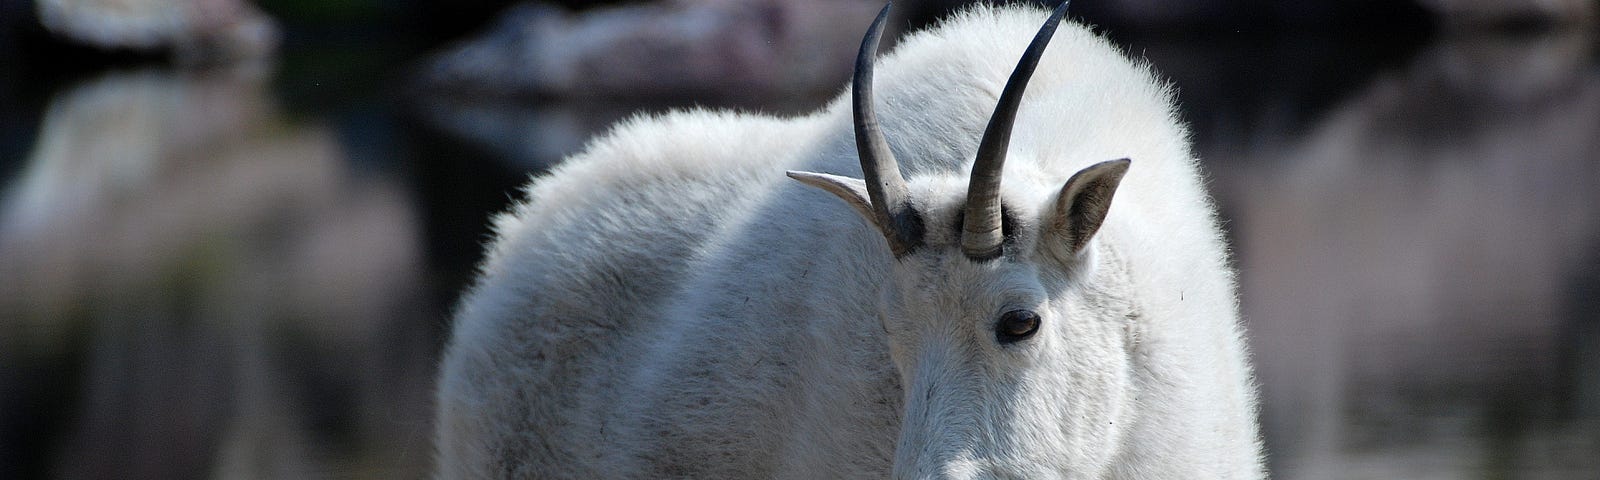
[{"left": 1, "top": 0, "right": 1597, "bottom": 478}]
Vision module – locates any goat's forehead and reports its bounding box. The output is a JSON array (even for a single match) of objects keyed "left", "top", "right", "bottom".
[
  {"left": 891, "top": 245, "right": 1046, "bottom": 306},
  {"left": 906, "top": 176, "right": 1051, "bottom": 249}
]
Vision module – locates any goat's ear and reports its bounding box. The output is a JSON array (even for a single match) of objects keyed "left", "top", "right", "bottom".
[
  {"left": 787, "top": 171, "right": 879, "bottom": 225},
  {"left": 1041, "top": 159, "right": 1131, "bottom": 261}
]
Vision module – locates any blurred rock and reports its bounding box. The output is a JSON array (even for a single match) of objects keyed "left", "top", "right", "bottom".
[
  {"left": 1417, "top": 0, "right": 1596, "bottom": 26},
  {"left": 418, "top": 0, "right": 882, "bottom": 99},
  {"left": 409, "top": 84, "right": 837, "bottom": 171},
  {"left": 1208, "top": 29, "right": 1600, "bottom": 479},
  {"left": 410, "top": 93, "right": 647, "bottom": 170},
  {"left": 418, "top": 0, "right": 1594, "bottom": 102},
  {"left": 1078, "top": 0, "right": 1593, "bottom": 30},
  {"left": 0, "top": 66, "right": 435, "bottom": 478},
  {"left": 36, "top": 0, "right": 278, "bottom": 61}
]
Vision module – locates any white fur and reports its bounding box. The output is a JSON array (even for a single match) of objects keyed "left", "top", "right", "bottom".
[{"left": 434, "top": 5, "right": 1263, "bottom": 479}]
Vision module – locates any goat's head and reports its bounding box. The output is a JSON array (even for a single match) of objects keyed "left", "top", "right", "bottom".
[{"left": 789, "top": 3, "right": 1139, "bottom": 478}]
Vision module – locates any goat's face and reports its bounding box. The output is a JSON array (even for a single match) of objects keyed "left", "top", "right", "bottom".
[
  {"left": 788, "top": 4, "right": 1140, "bottom": 477},
  {"left": 796, "top": 158, "right": 1136, "bottom": 480},
  {"left": 874, "top": 170, "right": 1137, "bottom": 480}
]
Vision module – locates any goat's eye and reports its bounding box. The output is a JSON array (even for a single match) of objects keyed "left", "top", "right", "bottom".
[{"left": 995, "top": 310, "right": 1041, "bottom": 344}]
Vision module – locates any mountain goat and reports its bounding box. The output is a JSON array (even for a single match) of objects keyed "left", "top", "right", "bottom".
[{"left": 434, "top": 2, "right": 1263, "bottom": 478}]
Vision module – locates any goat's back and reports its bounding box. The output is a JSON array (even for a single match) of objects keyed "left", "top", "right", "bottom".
[{"left": 435, "top": 109, "right": 823, "bottom": 478}]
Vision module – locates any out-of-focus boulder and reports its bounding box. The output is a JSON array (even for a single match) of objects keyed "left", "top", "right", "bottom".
[
  {"left": 416, "top": 0, "right": 1596, "bottom": 102},
  {"left": 1212, "top": 30, "right": 1600, "bottom": 479},
  {"left": 418, "top": 0, "right": 883, "bottom": 99},
  {"left": 1416, "top": 0, "right": 1595, "bottom": 26},
  {"left": 0, "top": 65, "right": 434, "bottom": 478},
  {"left": 1079, "top": 0, "right": 1593, "bottom": 29},
  {"left": 36, "top": 0, "right": 278, "bottom": 60}
]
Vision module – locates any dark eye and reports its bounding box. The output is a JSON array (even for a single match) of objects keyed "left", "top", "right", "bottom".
[{"left": 995, "top": 310, "right": 1041, "bottom": 344}]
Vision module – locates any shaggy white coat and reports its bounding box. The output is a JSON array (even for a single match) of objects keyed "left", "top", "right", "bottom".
[{"left": 434, "top": 5, "right": 1264, "bottom": 479}]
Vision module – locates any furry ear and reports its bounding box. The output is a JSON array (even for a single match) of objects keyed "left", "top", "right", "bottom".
[
  {"left": 787, "top": 171, "right": 879, "bottom": 225},
  {"left": 1042, "top": 159, "right": 1131, "bottom": 261}
]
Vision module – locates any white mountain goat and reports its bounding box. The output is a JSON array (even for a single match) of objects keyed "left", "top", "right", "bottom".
[{"left": 434, "top": 2, "right": 1263, "bottom": 478}]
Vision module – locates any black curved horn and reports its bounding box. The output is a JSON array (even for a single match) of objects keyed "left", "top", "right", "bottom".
[
  {"left": 854, "top": 3, "right": 919, "bottom": 256},
  {"left": 961, "top": 1, "right": 1071, "bottom": 261}
]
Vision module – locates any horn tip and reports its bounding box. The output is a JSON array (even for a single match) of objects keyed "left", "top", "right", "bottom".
[{"left": 1051, "top": 0, "right": 1071, "bottom": 18}]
